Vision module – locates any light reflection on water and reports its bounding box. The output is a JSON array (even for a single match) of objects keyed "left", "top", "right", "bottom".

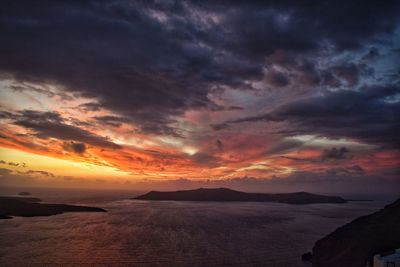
[{"left": 0, "top": 191, "right": 384, "bottom": 267}]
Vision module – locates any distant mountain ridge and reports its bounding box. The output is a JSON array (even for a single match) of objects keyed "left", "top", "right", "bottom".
[{"left": 134, "top": 188, "right": 347, "bottom": 204}]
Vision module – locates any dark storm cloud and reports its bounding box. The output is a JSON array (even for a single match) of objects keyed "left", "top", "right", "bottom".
[
  {"left": 0, "top": 0, "right": 399, "bottom": 135},
  {"left": 325, "top": 165, "right": 365, "bottom": 176},
  {"left": 363, "top": 47, "right": 380, "bottom": 61},
  {"left": 209, "top": 105, "right": 244, "bottom": 112},
  {"left": 63, "top": 141, "right": 87, "bottom": 154},
  {"left": 216, "top": 139, "right": 223, "bottom": 151},
  {"left": 190, "top": 152, "right": 220, "bottom": 168},
  {"left": 227, "top": 86, "right": 400, "bottom": 147},
  {"left": 321, "top": 147, "right": 350, "bottom": 161},
  {"left": 199, "top": 0, "right": 400, "bottom": 56},
  {"left": 10, "top": 83, "right": 56, "bottom": 98},
  {"left": 9, "top": 82, "right": 74, "bottom": 100},
  {"left": 330, "top": 63, "right": 372, "bottom": 87},
  {"left": 266, "top": 139, "right": 303, "bottom": 155},
  {"left": 263, "top": 51, "right": 371, "bottom": 90},
  {"left": 264, "top": 70, "right": 290, "bottom": 88},
  {"left": 93, "top": 115, "right": 129, "bottom": 127},
  {"left": 281, "top": 147, "right": 352, "bottom": 163},
  {"left": 3, "top": 110, "right": 121, "bottom": 149},
  {"left": 0, "top": 111, "right": 18, "bottom": 120}
]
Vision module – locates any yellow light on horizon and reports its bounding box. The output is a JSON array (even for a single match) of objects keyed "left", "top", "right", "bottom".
[
  {"left": 0, "top": 147, "right": 132, "bottom": 179},
  {"left": 182, "top": 146, "right": 198, "bottom": 155}
]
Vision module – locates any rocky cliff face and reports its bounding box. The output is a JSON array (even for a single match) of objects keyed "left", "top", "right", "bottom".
[{"left": 312, "top": 198, "right": 400, "bottom": 267}]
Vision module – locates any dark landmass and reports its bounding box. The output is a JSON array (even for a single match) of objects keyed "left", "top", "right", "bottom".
[
  {"left": 346, "top": 199, "right": 374, "bottom": 202},
  {"left": 0, "top": 196, "right": 106, "bottom": 219},
  {"left": 312, "top": 198, "right": 400, "bottom": 267},
  {"left": 18, "top": 191, "right": 31, "bottom": 196},
  {"left": 302, "top": 252, "right": 313, "bottom": 262},
  {"left": 4, "top": 196, "right": 42, "bottom": 203},
  {"left": 134, "top": 188, "right": 347, "bottom": 204}
]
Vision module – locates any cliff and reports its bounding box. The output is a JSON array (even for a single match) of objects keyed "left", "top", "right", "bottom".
[{"left": 312, "top": 198, "right": 400, "bottom": 267}]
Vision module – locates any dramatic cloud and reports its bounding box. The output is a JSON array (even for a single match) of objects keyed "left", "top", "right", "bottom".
[
  {"left": 216, "top": 139, "right": 224, "bottom": 151},
  {"left": 266, "top": 139, "right": 303, "bottom": 155},
  {"left": 0, "top": 1, "right": 399, "bottom": 191},
  {"left": 321, "top": 147, "right": 350, "bottom": 161},
  {"left": 4, "top": 110, "right": 121, "bottom": 149},
  {"left": 0, "top": 0, "right": 399, "bottom": 134},
  {"left": 93, "top": 116, "right": 129, "bottom": 128},
  {"left": 228, "top": 86, "right": 400, "bottom": 147},
  {"left": 63, "top": 142, "right": 87, "bottom": 154}
]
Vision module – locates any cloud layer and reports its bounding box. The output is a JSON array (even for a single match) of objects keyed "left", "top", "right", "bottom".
[{"left": 0, "top": 0, "right": 399, "bottom": 191}]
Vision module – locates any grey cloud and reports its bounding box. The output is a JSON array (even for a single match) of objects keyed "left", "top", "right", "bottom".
[
  {"left": 0, "top": 0, "right": 398, "bottom": 135},
  {"left": 266, "top": 139, "right": 303, "bottom": 155},
  {"left": 5, "top": 110, "right": 121, "bottom": 149},
  {"left": 227, "top": 86, "right": 400, "bottom": 147},
  {"left": 190, "top": 152, "right": 220, "bottom": 167},
  {"left": 321, "top": 147, "right": 350, "bottom": 161},
  {"left": 325, "top": 165, "right": 365, "bottom": 176},
  {"left": 63, "top": 141, "right": 87, "bottom": 154},
  {"left": 264, "top": 70, "right": 290, "bottom": 88},
  {"left": 330, "top": 63, "right": 372, "bottom": 87},
  {"left": 93, "top": 115, "right": 129, "bottom": 128},
  {"left": 216, "top": 139, "right": 223, "bottom": 151}
]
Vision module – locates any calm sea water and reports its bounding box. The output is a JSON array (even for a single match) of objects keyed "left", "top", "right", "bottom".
[{"left": 0, "top": 188, "right": 386, "bottom": 267}]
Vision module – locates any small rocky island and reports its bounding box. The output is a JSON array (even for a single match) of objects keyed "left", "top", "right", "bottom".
[
  {"left": 311, "top": 198, "right": 400, "bottom": 267},
  {"left": 18, "top": 191, "right": 32, "bottom": 196},
  {"left": 134, "top": 188, "right": 347, "bottom": 204},
  {"left": 0, "top": 196, "right": 106, "bottom": 219}
]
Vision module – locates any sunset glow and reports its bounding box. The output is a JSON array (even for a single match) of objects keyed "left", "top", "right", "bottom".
[
  {"left": 0, "top": 1, "right": 399, "bottom": 193},
  {"left": 1, "top": 2, "right": 400, "bottom": 266}
]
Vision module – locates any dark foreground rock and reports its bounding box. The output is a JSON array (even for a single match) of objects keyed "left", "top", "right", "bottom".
[
  {"left": 134, "top": 188, "right": 347, "bottom": 204},
  {"left": 0, "top": 196, "right": 106, "bottom": 219},
  {"left": 312, "top": 198, "right": 400, "bottom": 267},
  {"left": 302, "top": 252, "right": 313, "bottom": 262}
]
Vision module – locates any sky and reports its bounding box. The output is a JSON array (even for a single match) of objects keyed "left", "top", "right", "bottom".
[{"left": 0, "top": 0, "right": 399, "bottom": 193}]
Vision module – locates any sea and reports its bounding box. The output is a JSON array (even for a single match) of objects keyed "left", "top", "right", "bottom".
[{"left": 0, "top": 187, "right": 392, "bottom": 267}]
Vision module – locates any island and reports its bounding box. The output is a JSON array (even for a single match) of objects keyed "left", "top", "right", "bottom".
[
  {"left": 0, "top": 196, "right": 106, "bottom": 219},
  {"left": 18, "top": 191, "right": 32, "bottom": 196},
  {"left": 134, "top": 188, "right": 347, "bottom": 204},
  {"left": 310, "top": 198, "right": 400, "bottom": 267}
]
